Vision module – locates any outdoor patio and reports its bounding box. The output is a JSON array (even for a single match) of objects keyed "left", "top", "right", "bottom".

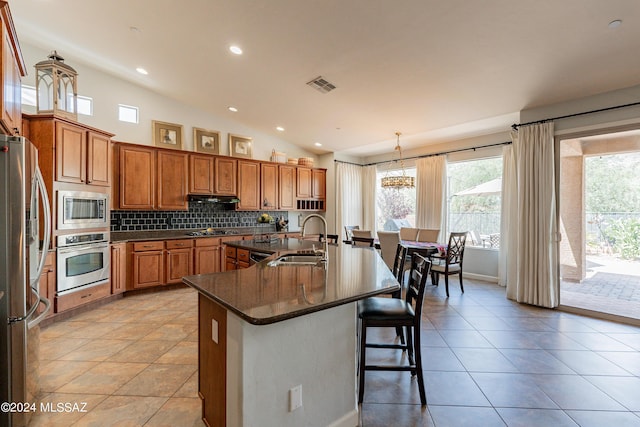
[{"left": 561, "top": 254, "right": 640, "bottom": 322}]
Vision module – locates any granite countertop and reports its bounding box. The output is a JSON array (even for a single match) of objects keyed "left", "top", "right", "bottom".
[
  {"left": 110, "top": 228, "right": 295, "bottom": 243},
  {"left": 182, "top": 240, "right": 400, "bottom": 325}
]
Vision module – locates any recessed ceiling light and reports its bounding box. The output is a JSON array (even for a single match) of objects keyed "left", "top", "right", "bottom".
[
  {"left": 276, "top": 126, "right": 285, "bottom": 132},
  {"left": 608, "top": 19, "right": 622, "bottom": 29},
  {"left": 136, "top": 67, "right": 148, "bottom": 75},
  {"left": 314, "top": 142, "right": 322, "bottom": 147},
  {"left": 228, "top": 106, "right": 238, "bottom": 112},
  {"left": 229, "top": 45, "right": 243, "bottom": 55},
  {"left": 129, "top": 26, "right": 141, "bottom": 33}
]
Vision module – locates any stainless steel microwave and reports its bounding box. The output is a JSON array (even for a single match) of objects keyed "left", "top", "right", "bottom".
[{"left": 57, "top": 190, "right": 109, "bottom": 230}]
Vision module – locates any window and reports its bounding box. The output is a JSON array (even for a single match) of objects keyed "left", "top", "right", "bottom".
[
  {"left": 376, "top": 167, "right": 416, "bottom": 231},
  {"left": 21, "top": 85, "right": 37, "bottom": 106},
  {"left": 118, "top": 104, "right": 139, "bottom": 123},
  {"left": 77, "top": 95, "right": 93, "bottom": 116},
  {"left": 447, "top": 157, "right": 502, "bottom": 248}
]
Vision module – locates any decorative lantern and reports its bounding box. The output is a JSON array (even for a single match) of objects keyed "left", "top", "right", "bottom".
[{"left": 35, "top": 51, "right": 78, "bottom": 120}]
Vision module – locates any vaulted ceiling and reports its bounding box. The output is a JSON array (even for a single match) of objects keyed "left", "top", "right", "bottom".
[{"left": 11, "top": 0, "right": 640, "bottom": 156}]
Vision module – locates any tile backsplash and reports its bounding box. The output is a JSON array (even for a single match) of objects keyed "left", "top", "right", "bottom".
[{"left": 111, "top": 201, "right": 287, "bottom": 232}]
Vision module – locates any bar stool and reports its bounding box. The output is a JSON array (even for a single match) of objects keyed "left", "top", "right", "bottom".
[{"left": 357, "top": 253, "right": 431, "bottom": 406}]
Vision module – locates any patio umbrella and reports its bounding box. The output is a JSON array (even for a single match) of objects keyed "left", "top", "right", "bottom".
[{"left": 455, "top": 178, "right": 502, "bottom": 197}]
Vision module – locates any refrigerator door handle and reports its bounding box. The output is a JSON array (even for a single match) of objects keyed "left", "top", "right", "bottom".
[
  {"left": 9, "top": 286, "right": 40, "bottom": 324},
  {"left": 33, "top": 166, "right": 51, "bottom": 284},
  {"left": 27, "top": 294, "right": 51, "bottom": 329}
]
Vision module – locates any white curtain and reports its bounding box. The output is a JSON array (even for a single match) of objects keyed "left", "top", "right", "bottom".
[
  {"left": 415, "top": 156, "right": 446, "bottom": 237},
  {"left": 503, "top": 122, "right": 559, "bottom": 308},
  {"left": 362, "top": 165, "right": 378, "bottom": 233},
  {"left": 499, "top": 145, "right": 517, "bottom": 288},
  {"left": 336, "top": 162, "right": 363, "bottom": 241}
]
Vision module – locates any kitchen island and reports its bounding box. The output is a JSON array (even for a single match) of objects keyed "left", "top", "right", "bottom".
[{"left": 183, "top": 239, "right": 399, "bottom": 427}]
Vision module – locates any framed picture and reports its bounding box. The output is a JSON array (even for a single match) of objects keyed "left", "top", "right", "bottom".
[
  {"left": 229, "top": 134, "right": 253, "bottom": 159},
  {"left": 193, "top": 127, "right": 220, "bottom": 154},
  {"left": 153, "top": 120, "right": 183, "bottom": 149}
]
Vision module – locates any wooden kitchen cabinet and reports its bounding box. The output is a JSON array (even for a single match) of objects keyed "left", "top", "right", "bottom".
[
  {"left": 55, "top": 122, "right": 112, "bottom": 186},
  {"left": 296, "top": 167, "right": 312, "bottom": 198},
  {"left": 129, "top": 241, "right": 164, "bottom": 289},
  {"left": 189, "top": 154, "right": 215, "bottom": 194},
  {"left": 278, "top": 165, "right": 296, "bottom": 210},
  {"left": 87, "top": 131, "right": 112, "bottom": 186},
  {"left": 157, "top": 150, "right": 188, "bottom": 210},
  {"left": 225, "top": 245, "right": 237, "bottom": 271},
  {"left": 110, "top": 242, "right": 126, "bottom": 295},
  {"left": 194, "top": 237, "right": 222, "bottom": 274},
  {"left": 261, "top": 163, "right": 278, "bottom": 209},
  {"left": 0, "top": 2, "right": 24, "bottom": 136},
  {"left": 165, "top": 239, "right": 193, "bottom": 284},
  {"left": 214, "top": 156, "right": 237, "bottom": 196},
  {"left": 36, "top": 251, "right": 56, "bottom": 318},
  {"left": 115, "top": 144, "right": 155, "bottom": 210},
  {"left": 237, "top": 159, "right": 260, "bottom": 210},
  {"left": 312, "top": 169, "right": 326, "bottom": 198}
]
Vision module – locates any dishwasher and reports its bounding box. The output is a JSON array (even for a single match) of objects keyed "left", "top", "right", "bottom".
[{"left": 249, "top": 251, "right": 272, "bottom": 266}]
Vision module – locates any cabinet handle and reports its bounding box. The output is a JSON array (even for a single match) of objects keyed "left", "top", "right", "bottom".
[
  {"left": 143, "top": 245, "right": 153, "bottom": 248},
  {"left": 81, "top": 293, "right": 92, "bottom": 299},
  {"left": 176, "top": 243, "right": 184, "bottom": 246}
]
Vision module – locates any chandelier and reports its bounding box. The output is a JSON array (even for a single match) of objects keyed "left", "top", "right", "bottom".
[{"left": 381, "top": 132, "right": 415, "bottom": 189}]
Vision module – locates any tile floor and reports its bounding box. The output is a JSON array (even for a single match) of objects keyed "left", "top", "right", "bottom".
[{"left": 31, "top": 280, "right": 640, "bottom": 426}]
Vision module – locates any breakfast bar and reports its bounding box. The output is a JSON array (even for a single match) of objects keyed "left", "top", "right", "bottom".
[{"left": 183, "top": 239, "right": 399, "bottom": 427}]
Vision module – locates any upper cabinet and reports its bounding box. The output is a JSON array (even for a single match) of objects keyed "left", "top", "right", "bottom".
[
  {"left": 260, "top": 163, "right": 278, "bottom": 209},
  {"left": 237, "top": 159, "right": 260, "bottom": 210},
  {"left": 312, "top": 169, "right": 326, "bottom": 198},
  {"left": 296, "top": 167, "right": 312, "bottom": 199},
  {"left": 214, "top": 156, "right": 237, "bottom": 196},
  {"left": 295, "top": 166, "right": 326, "bottom": 211},
  {"left": 278, "top": 165, "right": 296, "bottom": 210},
  {"left": 114, "top": 142, "right": 188, "bottom": 210},
  {"left": 0, "top": 2, "right": 25, "bottom": 136},
  {"left": 189, "top": 154, "right": 215, "bottom": 195}
]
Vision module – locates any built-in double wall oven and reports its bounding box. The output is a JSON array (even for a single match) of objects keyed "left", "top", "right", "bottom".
[{"left": 56, "top": 231, "right": 110, "bottom": 296}]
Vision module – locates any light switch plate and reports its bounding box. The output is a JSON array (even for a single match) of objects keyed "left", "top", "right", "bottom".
[
  {"left": 211, "top": 319, "right": 218, "bottom": 343},
  {"left": 289, "top": 385, "right": 302, "bottom": 412}
]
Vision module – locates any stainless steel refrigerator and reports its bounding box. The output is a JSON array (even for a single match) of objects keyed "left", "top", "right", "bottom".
[{"left": 1, "top": 134, "right": 51, "bottom": 427}]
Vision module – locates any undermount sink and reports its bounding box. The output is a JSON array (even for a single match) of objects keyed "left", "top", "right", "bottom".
[{"left": 267, "top": 253, "right": 324, "bottom": 267}]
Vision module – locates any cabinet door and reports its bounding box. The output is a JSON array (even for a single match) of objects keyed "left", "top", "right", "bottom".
[
  {"left": 118, "top": 145, "right": 155, "bottom": 209},
  {"left": 37, "top": 252, "right": 55, "bottom": 318},
  {"left": 237, "top": 160, "right": 260, "bottom": 210},
  {"left": 87, "top": 131, "right": 112, "bottom": 186},
  {"left": 296, "top": 167, "right": 312, "bottom": 198},
  {"left": 261, "top": 163, "right": 278, "bottom": 209},
  {"left": 189, "top": 154, "right": 215, "bottom": 194},
  {"left": 195, "top": 246, "right": 221, "bottom": 274},
  {"left": 56, "top": 121, "right": 86, "bottom": 184},
  {"left": 166, "top": 248, "right": 193, "bottom": 283},
  {"left": 278, "top": 165, "right": 296, "bottom": 210},
  {"left": 111, "top": 243, "right": 126, "bottom": 294},
  {"left": 132, "top": 250, "right": 164, "bottom": 289},
  {"left": 157, "top": 150, "right": 188, "bottom": 210},
  {"left": 1, "top": 20, "right": 21, "bottom": 135},
  {"left": 312, "top": 169, "right": 326, "bottom": 198},
  {"left": 214, "top": 156, "right": 237, "bottom": 196}
]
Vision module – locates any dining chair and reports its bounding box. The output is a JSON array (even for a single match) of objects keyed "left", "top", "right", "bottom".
[
  {"left": 357, "top": 252, "right": 431, "bottom": 406},
  {"left": 351, "top": 236, "right": 374, "bottom": 247},
  {"left": 319, "top": 233, "right": 339, "bottom": 245},
  {"left": 399, "top": 227, "right": 419, "bottom": 241},
  {"left": 429, "top": 231, "right": 467, "bottom": 297},
  {"left": 344, "top": 225, "right": 360, "bottom": 241},
  {"left": 416, "top": 228, "right": 439, "bottom": 243},
  {"left": 376, "top": 231, "right": 400, "bottom": 270}
]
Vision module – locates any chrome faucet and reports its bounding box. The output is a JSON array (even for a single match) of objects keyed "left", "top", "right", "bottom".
[{"left": 300, "top": 214, "right": 329, "bottom": 263}]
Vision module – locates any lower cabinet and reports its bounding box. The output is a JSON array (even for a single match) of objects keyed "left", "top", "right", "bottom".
[
  {"left": 194, "top": 238, "right": 222, "bottom": 274},
  {"left": 55, "top": 282, "right": 111, "bottom": 312},
  {"left": 37, "top": 251, "right": 56, "bottom": 319},
  {"left": 111, "top": 242, "right": 127, "bottom": 295},
  {"left": 224, "top": 245, "right": 250, "bottom": 270},
  {"left": 166, "top": 239, "right": 194, "bottom": 284},
  {"left": 129, "top": 241, "right": 165, "bottom": 289}
]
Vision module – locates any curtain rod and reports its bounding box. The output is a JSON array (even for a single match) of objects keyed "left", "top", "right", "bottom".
[
  {"left": 511, "top": 100, "right": 640, "bottom": 130},
  {"left": 334, "top": 140, "right": 511, "bottom": 167}
]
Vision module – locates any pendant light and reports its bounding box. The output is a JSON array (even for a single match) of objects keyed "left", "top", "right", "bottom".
[{"left": 381, "top": 132, "right": 415, "bottom": 189}]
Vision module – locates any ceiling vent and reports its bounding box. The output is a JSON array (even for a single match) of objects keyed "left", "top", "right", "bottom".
[{"left": 306, "top": 76, "right": 337, "bottom": 94}]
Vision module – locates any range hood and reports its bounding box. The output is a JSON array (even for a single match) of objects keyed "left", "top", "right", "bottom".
[{"left": 188, "top": 195, "right": 240, "bottom": 204}]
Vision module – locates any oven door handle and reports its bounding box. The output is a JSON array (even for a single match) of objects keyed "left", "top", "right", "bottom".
[{"left": 57, "top": 242, "right": 110, "bottom": 254}]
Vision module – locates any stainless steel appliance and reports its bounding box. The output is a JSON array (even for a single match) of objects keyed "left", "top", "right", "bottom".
[
  {"left": 57, "top": 231, "right": 110, "bottom": 295},
  {"left": 249, "top": 250, "right": 272, "bottom": 265},
  {"left": 1, "top": 135, "right": 51, "bottom": 427},
  {"left": 57, "top": 190, "right": 108, "bottom": 230}
]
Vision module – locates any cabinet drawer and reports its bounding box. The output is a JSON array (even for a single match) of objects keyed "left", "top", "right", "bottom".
[
  {"left": 132, "top": 241, "right": 164, "bottom": 251},
  {"left": 55, "top": 281, "right": 111, "bottom": 312},
  {"left": 166, "top": 239, "right": 194, "bottom": 249},
  {"left": 237, "top": 248, "right": 250, "bottom": 262},
  {"left": 196, "top": 237, "right": 221, "bottom": 247},
  {"left": 225, "top": 246, "right": 237, "bottom": 258}
]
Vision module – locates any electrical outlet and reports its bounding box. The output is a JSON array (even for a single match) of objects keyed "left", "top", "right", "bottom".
[
  {"left": 211, "top": 319, "right": 218, "bottom": 344},
  {"left": 289, "top": 385, "right": 302, "bottom": 412}
]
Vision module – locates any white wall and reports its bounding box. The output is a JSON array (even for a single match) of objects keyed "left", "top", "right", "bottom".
[{"left": 22, "top": 43, "right": 318, "bottom": 163}]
